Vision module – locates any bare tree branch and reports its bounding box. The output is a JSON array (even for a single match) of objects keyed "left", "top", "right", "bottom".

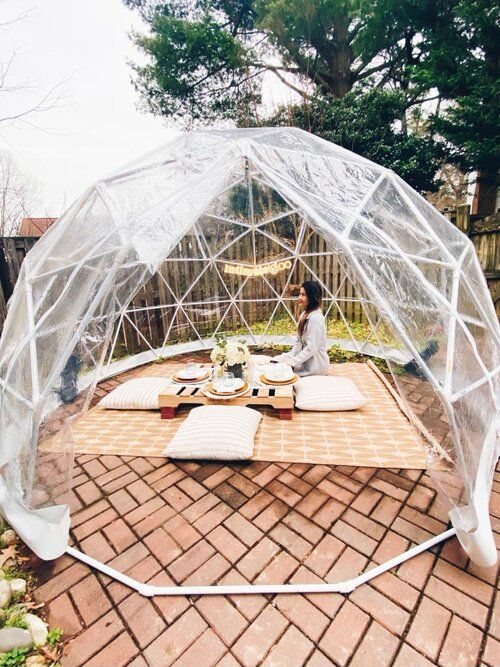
[
  {"left": 404, "top": 93, "right": 441, "bottom": 109},
  {"left": 0, "top": 77, "right": 69, "bottom": 126},
  {"left": 0, "top": 2, "right": 33, "bottom": 29},
  {"left": 0, "top": 3, "right": 69, "bottom": 129},
  {"left": 0, "top": 151, "right": 41, "bottom": 236},
  {"left": 354, "top": 46, "right": 405, "bottom": 80},
  {"left": 265, "top": 65, "right": 311, "bottom": 100}
]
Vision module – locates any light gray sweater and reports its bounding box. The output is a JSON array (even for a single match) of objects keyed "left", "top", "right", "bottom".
[{"left": 276, "top": 309, "right": 330, "bottom": 376}]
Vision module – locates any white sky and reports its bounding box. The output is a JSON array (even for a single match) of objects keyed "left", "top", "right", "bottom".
[
  {"left": 0, "top": 0, "right": 297, "bottom": 218},
  {"left": 0, "top": 0, "right": 178, "bottom": 216}
]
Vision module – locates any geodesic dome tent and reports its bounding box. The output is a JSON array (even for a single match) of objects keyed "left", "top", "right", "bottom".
[{"left": 0, "top": 128, "right": 498, "bottom": 570}]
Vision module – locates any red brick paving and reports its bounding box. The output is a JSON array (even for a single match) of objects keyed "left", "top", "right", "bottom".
[{"left": 33, "top": 355, "right": 500, "bottom": 666}]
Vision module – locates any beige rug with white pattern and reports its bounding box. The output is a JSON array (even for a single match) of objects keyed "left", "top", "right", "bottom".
[{"left": 46, "top": 362, "right": 432, "bottom": 468}]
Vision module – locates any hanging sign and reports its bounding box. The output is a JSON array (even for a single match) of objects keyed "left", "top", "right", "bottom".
[{"left": 223, "top": 259, "right": 292, "bottom": 278}]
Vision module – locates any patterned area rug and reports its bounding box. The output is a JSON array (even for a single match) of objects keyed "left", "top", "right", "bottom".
[{"left": 45, "top": 362, "right": 430, "bottom": 468}]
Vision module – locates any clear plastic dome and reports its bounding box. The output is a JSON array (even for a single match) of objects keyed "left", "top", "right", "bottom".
[{"left": 0, "top": 128, "right": 498, "bottom": 564}]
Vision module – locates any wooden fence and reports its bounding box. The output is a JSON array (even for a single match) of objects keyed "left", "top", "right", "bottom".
[
  {"left": 444, "top": 205, "right": 500, "bottom": 316},
  {"left": 1, "top": 207, "right": 498, "bottom": 350},
  {"left": 111, "top": 226, "right": 368, "bottom": 357},
  {"left": 0, "top": 230, "right": 367, "bottom": 347},
  {"left": 0, "top": 237, "right": 37, "bottom": 332}
]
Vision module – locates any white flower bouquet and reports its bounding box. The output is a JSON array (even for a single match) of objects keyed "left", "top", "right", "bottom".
[{"left": 211, "top": 333, "right": 250, "bottom": 376}]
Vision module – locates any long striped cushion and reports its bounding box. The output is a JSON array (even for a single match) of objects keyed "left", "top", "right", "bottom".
[
  {"left": 164, "top": 405, "right": 261, "bottom": 460},
  {"left": 99, "top": 377, "right": 171, "bottom": 410},
  {"left": 294, "top": 376, "right": 366, "bottom": 411}
]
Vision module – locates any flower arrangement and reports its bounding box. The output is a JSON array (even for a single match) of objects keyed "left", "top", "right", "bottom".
[{"left": 210, "top": 333, "right": 250, "bottom": 376}]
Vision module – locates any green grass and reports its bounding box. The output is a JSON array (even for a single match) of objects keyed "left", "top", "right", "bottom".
[
  {"left": 0, "top": 602, "right": 30, "bottom": 632},
  {"left": 0, "top": 647, "right": 30, "bottom": 666},
  {"left": 47, "top": 628, "right": 63, "bottom": 646},
  {"left": 0, "top": 521, "right": 64, "bottom": 665},
  {"left": 232, "top": 316, "right": 399, "bottom": 348},
  {"left": 110, "top": 315, "right": 402, "bottom": 361}
]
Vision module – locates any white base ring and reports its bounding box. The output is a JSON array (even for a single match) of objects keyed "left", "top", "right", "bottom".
[{"left": 66, "top": 528, "right": 456, "bottom": 597}]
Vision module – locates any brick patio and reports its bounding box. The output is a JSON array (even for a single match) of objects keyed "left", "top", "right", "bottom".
[{"left": 33, "top": 356, "right": 500, "bottom": 666}]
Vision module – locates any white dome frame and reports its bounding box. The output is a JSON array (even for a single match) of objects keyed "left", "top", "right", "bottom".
[{"left": 0, "top": 128, "right": 498, "bottom": 588}]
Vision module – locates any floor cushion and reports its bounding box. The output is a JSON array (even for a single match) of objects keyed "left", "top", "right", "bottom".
[
  {"left": 164, "top": 405, "right": 262, "bottom": 460},
  {"left": 294, "top": 375, "right": 367, "bottom": 411},
  {"left": 99, "top": 377, "right": 171, "bottom": 410}
]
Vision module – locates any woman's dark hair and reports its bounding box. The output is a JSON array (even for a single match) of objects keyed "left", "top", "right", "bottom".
[{"left": 298, "top": 280, "right": 323, "bottom": 336}]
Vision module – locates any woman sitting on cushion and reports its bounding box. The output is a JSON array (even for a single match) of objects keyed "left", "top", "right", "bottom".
[{"left": 273, "top": 280, "right": 329, "bottom": 377}]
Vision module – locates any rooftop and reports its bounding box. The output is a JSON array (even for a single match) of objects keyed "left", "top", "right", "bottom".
[{"left": 18, "top": 217, "right": 56, "bottom": 237}]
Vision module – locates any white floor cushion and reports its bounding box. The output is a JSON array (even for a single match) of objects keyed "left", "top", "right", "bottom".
[
  {"left": 294, "top": 376, "right": 367, "bottom": 411},
  {"left": 164, "top": 405, "right": 262, "bottom": 460},
  {"left": 99, "top": 377, "right": 171, "bottom": 410}
]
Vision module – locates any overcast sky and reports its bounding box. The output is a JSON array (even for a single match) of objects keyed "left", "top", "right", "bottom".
[
  {"left": 0, "top": 0, "right": 296, "bottom": 219},
  {"left": 0, "top": 0, "right": 178, "bottom": 216}
]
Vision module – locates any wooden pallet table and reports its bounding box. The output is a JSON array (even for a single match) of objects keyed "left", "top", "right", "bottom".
[{"left": 158, "top": 383, "right": 294, "bottom": 420}]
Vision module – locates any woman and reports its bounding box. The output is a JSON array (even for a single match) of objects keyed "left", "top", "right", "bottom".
[{"left": 274, "top": 280, "right": 329, "bottom": 376}]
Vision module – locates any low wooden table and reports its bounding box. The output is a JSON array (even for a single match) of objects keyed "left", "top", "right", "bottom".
[{"left": 158, "top": 383, "right": 294, "bottom": 420}]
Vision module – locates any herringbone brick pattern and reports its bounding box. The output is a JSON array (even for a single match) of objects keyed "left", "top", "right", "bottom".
[{"left": 33, "top": 355, "right": 500, "bottom": 666}]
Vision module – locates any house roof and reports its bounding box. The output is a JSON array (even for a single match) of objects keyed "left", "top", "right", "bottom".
[{"left": 18, "top": 217, "right": 57, "bottom": 237}]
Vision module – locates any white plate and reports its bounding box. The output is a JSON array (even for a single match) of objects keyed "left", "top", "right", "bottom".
[
  {"left": 176, "top": 369, "right": 207, "bottom": 380},
  {"left": 212, "top": 378, "right": 244, "bottom": 393},
  {"left": 204, "top": 386, "right": 249, "bottom": 400},
  {"left": 257, "top": 375, "right": 298, "bottom": 387},
  {"left": 171, "top": 376, "right": 208, "bottom": 385},
  {"left": 264, "top": 369, "right": 294, "bottom": 382}
]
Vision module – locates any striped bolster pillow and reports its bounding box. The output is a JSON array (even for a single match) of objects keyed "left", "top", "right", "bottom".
[
  {"left": 294, "top": 376, "right": 366, "bottom": 411},
  {"left": 164, "top": 405, "right": 262, "bottom": 460},
  {"left": 99, "top": 377, "right": 171, "bottom": 410}
]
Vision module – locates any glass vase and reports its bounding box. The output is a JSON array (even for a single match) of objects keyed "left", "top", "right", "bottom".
[{"left": 226, "top": 363, "right": 244, "bottom": 379}]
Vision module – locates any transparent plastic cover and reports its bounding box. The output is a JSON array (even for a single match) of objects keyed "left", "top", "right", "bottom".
[{"left": 0, "top": 128, "right": 498, "bottom": 562}]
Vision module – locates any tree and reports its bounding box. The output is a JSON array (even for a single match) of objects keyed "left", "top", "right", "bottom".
[
  {"left": 125, "top": 0, "right": 497, "bottom": 206},
  {"left": 425, "top": 163, "right": 468, "bottom": 211},
  {"left": 257, "top": 89, "right": 444, "bottom": 193},
  {"left": 124, "top": 0, "right": 433, "bottom": 121},
  {"left": 413, "top": 0, "right": 500, "bottom": 214},
  {"left": 0, "top": 151, "right": 40, "bottom": 236}
]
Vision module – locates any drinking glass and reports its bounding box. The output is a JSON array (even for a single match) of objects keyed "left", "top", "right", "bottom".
[
  {"left": 244, "top": 364, "right": 253, "bottom": 387},
  {"left": 223, "top": 371, "right": 235, "bottom": 389},
  {"left": 184, "top": 361, "right": 197, "bottom": 377},
  {"left": 274, "top": 364, "right": 285, "bottom": 381}
]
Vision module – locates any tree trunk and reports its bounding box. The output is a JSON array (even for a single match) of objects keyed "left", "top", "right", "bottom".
[
  {"left": 329, "top": 20, "right": 354, "bottom": 98},
  {"left": 310, "top": 16, "right": 354, "bottom": 98},
  {"left": 331, "top": 48, "right": 353, "bottom": 98},
  {"left": 471, "top": 170, "right": 498, "bottom": 217}
]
